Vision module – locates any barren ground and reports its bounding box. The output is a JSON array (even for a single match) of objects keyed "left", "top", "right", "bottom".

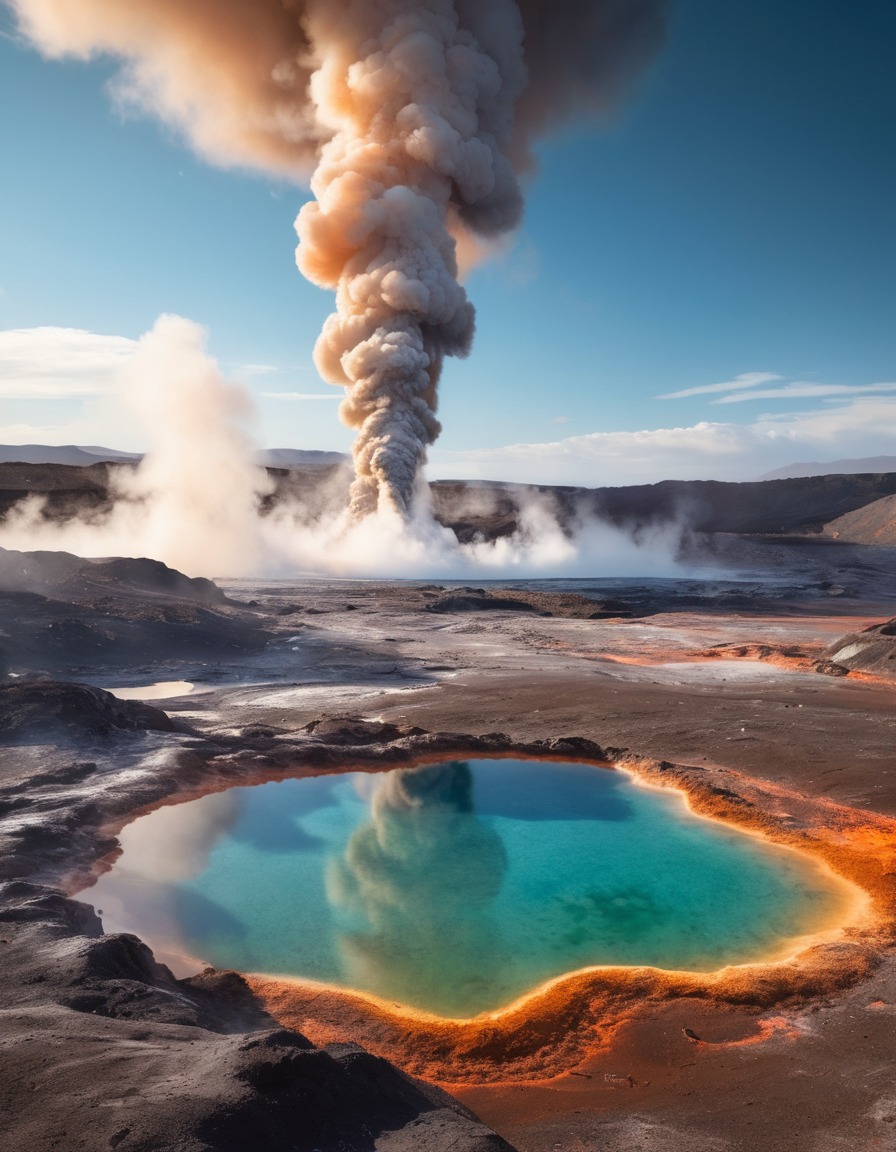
[{"left": 2, "top": 533, "right": 896, "bottom": 1150}]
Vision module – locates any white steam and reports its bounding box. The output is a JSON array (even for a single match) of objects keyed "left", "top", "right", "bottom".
[
  {"left": 263, "top": 486, "right": 682, "bottom": 580},
  {"left": 0, "top": 316, "right": 273, "bottom": 577},
  {"left": 0, "top": 315, "right": 682, "bottom": 579}
]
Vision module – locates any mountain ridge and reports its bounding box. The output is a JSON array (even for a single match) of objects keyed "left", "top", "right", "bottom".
[
  {"left": 759, "top": 456, "right": 896, "bottom": 480},
  {"left": 0, "top": 444, "right": 348, "bottom": 469}
]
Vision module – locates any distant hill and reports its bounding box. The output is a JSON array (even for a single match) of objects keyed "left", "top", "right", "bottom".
[
  {"left": 0, "top": 444, "right": 141, "bottom": 466},
  {"left": 429, "top": 472, "right": 896, "bottom": 539},
  {"left": 5, "top": 457, "right": 896, "bottom": 541},
  {"left": 759, "top": 456, "right": 896, "bottom": 480},
  {"left": 823, "top": 494, "right": 896, "bottom": 546},
  {"left": 257, "top": 449, "right": 348, "bottom": 469},
  {"left": 0, "top": 445, "right": 348, "bottom": 469}
]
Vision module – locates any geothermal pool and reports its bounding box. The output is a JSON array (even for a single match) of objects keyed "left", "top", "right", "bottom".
[{"left": 87, "top": 759, "right": 851, "bottom": 1018}]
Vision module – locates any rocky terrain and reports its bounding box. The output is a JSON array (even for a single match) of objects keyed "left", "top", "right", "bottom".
[
  {"left": 1, "top": 874, "right": 511, "bottom": 1151},
  {"left": 0, "top": 546, "right": 270, "bottom": 676},
  {"left": 824, "top": 615, "right": 896, "bottom": 677},
  {"left": 2, "top": 529, "right": 896, "bottom": 1151},
  {"left": 0, "top": 556, "right": 517, "bottom": 1151}
]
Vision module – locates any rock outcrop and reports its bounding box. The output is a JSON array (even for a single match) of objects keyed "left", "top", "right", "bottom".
[{"left": 825, "top": 618, "right": 896, "bottom": 678}]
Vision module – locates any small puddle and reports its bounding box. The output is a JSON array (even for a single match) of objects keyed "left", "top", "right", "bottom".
[
  {"left": 107, "top": 681, "right": 195, "bottom": 701},
  {"left": 85, "top": 758, "right": 854, "bottom": 1018}
]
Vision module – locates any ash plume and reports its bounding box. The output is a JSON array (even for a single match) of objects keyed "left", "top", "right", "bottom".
[{"left": 11, "top": 0, "right": 666, "bottom": 518}]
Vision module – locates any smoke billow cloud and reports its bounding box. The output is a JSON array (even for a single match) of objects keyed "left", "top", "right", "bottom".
[{"left": 11, "top": 0, "right": 666, "bottom": 520}]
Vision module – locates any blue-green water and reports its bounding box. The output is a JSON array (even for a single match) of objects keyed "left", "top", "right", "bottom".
[{"left": 89, "top": 759, "right": 849, "bottom": 1018}]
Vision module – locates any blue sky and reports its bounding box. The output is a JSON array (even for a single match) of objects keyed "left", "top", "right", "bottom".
[{"left": 1, "top": 0, "right": 894, "bottom": 484}]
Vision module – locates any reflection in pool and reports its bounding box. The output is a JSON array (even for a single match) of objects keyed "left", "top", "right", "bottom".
[{"left": 87, "top": 759, "right": 851, "bottom": 1017}]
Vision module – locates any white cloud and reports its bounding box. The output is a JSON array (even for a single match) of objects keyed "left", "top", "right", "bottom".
[
  {"left": 0, "top": 327, "right": 137, "bottom": 398},
  {"left": 430, "top": 396, "right": 896, "bottom": 487}
]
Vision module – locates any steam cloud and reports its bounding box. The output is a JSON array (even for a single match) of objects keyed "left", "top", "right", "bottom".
[
  {"left": 11, "top": 0, "right": 666, "bottom": 519},
  {"left": 0, "top": 316, "right": 274, "bottom": 577},
  {"left": 0, "top": 314, "right": 684, "bottom": 578}
]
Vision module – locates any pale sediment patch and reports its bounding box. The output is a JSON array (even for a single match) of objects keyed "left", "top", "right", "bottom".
[
  {"left": 108, "top": 680, "right": 196, "bottom": 701},
  {"left": 235, "top": 679, "right": 438, "bottom": 710}
]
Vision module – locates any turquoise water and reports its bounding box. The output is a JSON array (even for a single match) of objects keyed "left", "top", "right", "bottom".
[{"left": 89, "top": 759, "right": 849, "bottom": 1018}]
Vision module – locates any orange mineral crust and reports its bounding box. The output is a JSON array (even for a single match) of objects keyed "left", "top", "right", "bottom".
[{"left": 248, "top": 754, "right": 896, "bottom": 1086}]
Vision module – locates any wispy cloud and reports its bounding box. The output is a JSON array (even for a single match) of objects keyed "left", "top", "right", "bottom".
[
  {"left": 0, "top": 327, "right": 137, "bottom": 399},
  {"left": 658, "top": 372, "right": 783, "bottom": 400},
  {"left": 659, "top": 371, "right": 896, "bottom": 407},
  {"left": 712, "top": 381, "right": 896, "bottom": 404},
  {"left": 0, "top": 13, "right": 25, "bottom": 45}
]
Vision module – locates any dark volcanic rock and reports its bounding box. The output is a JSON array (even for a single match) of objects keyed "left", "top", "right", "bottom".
[
  {"left": 0, "top": 546, "right": 224, "bottom": 603},
  {"left": 824, "top": 618, "right": 896, "bottom": 678},
  {"left": 430, "top": 472, "right": 896, "bottom": 539},
  {"left": 194, "top": 1037, "right": 512, "bottom": 1152},
  {"left": 1, "top": 921, "right": 515, "bottom": 1150},
  {"left": 427, "top": 593, "right": 541, "bottom": 615},
  {"left": 302, "top": 716, "right": 422, "bottom": 746},
  {"left": 0, "top": 459, "right": 118, "bottom": 521},
  {"left": 0, "top": 548, "right": 210, "bottom": 603},
  {"left": 425, "top": 588, "right": 636, "bottom": 618},
  {"left": 586, "top": 473, "right": 896, "bottom": 534},
  {"left": 0, "top": 546, "right": 270, "bottom": 675},
  {"left": 81, "top": 555, "right": 227, "bottom": 603},
  {"left": 0, "top": 885, "right": 515, "bottom": 1151},
  {"left": 0, "top": 680, "right": 175, "bottom": 742}
]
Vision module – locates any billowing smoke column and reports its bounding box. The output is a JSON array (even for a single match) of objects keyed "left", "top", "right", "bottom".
[
  {"left": 296, "top": 2, "right": 525, "bottom": 518},
  {"left": 11, "top": 0, "right": 666, "bottom": 519}
]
